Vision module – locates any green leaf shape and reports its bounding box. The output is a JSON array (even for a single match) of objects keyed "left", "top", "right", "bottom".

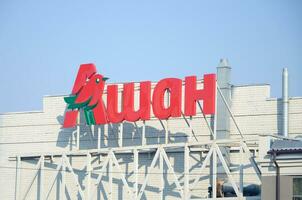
[
  {"left": 65, "top": 94, "right": 96, "bottom": 125},
  {"left": 64, "top": 96, "right": 77, "bottom": 104},
  {"left": 67, "top": 97, "right": 92, "bottom": 110},
  {"left": 84, "top": 110, "right": 96, "bottom": 125},
  {"left": 84, "top": 102, "right": 98, "bottom": 111}
]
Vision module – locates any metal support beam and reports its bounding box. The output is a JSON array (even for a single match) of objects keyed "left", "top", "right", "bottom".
[
  {"left": 212, "top": 148, "right": 217, "bottom": 199},
  {"left": 97, "top": 126, "right": 101, "bottom": 149},
  {"left": 197, "top": 101, "right": 215, "bottom": 138},
  {"left": 190, "top": 146, "right": 214, "bottom": 193},
  {"left": 189, "top": 117, "right": 193, "bottom": 142},
  {"left": 62, "top": 154, "right": 85, "bottom": 199},
  {"left": 159, "top": 148, "right": 164, "bottom": 200},
  {"left": 90, "top": 153, "right": 110, "bottom": 200},
  {"left": 217, "top": 84, "right": 262, "bottom": 180},
  {"left": 215, "top": 144, "right": 242, "bottom": 198},
  {"left": 160, "top": 147, "right": 184, "bottom": 198},
  {"left": 241, "top": 142, "right": 261, "bottom": 181},
  {"left": 11, "top": 140, "right": 262, "bottom": 200},
  {"left": 137, "top": 148, "right": 160, "bottom": 200},
  {"left": 89, "top": 125, "right": 95, "bottom": 144},
  {"left": 45, "top": 158, "right": 63, "bottom": 200},
  {"left": 159, "top": 120, "right": 166, "bottom": 143},
  {"left": 119, "top": 123, "right": 123, "bottom": 147},
  {"left": 104, "top": 124, "right": 108, "bottom": 147},
  {"left": 165, "top": 120, "right": 169, "bottom": 144},
  {"left": 181, "top": 112, "right": 197, "bottom": 142},
  {"left": 61, "top": 155, "right": 65, "bottom": 200},
  {"left": 217, "top": 85, "right": 243, "bottom": 139},
  {"left": 142, "top": 121, "right": 146, "bottom": 146},
  {"left": 12, "top": 138, "right": 260, "bottom": 159},
  {"left": 212, "top": 80, "right": 218, "bottom": 199},
  {"left": 21, "top": 157, "right": 43, "bottom": 200},
  {"left": 184, "top": 145, "right": 189, "bottom": 200},
  {"left": 239, "top": 146, "right": 244, "bottom": 193},
  {"left": 110, "top": 151, "right": 134, "bottom": 198},
  {"left": 109, "top": 154, "right": 113, "bottom": 200}
]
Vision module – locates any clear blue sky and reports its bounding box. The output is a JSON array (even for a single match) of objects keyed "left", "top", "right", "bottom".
[{"left": 0, "top": 0, "right": 301, "bottom": 113}]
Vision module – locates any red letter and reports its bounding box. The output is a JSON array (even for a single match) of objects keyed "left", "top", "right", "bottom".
[
  {"left": 152, "top": 78, "right": 182, "bottom": 119},
  {"left": 107, "top": 82, "right": 151, "bottom": 123},
  {"left": 63, "top": 110, "right": 78, "bottom": 128},
  {"left": 71, "top": 64, "right": 97, "bottom": 94},
  {"left": 107, "top": 85, "right": 124, "bottom": 123},
  {"left": 124, "top": 82, "right": 151, "bottom": 121},
  {"left": 63, "top": 64, "right": 97, "bottom": 128},
  {"left": 92, "top": 78, "right": 108, "bottom": 125},
  {"left": 185, "top": 74, "right": 216, "bottom": 116},
  {"left": 93, "top": 103, "right": 108, "bottom": 124}
]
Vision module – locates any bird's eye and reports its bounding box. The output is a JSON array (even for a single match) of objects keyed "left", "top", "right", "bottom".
[{"left": 96, "top": 78, "right": 100, "bottom": 83}]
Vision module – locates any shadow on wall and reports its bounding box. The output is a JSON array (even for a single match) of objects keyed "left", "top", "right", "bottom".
[
  {"left": 48, "top": 111, "right": 203, "bottom": 199},
  {"left": 21, "top": 148, "right": 207, "bottom": 200},
  {"left": 56, "top": 111, "right": 189, "bottom": 151}
]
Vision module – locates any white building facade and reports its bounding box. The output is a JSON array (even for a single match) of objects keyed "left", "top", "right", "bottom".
[{"left": 0, "top": 60, "right": 302, "bottom": 200}]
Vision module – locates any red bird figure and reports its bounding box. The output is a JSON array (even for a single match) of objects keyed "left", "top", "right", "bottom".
[{"left": 63, "top": 64, "right": 109, "bottom": 127}]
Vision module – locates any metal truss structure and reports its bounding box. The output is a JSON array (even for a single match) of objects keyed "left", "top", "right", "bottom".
[{"left": 11, "top": 86, "right": 262, "bottom": 200}]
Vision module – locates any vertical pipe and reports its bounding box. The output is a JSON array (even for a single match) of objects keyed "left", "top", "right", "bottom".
[
  {"left": 165, "top": 120, "right": 169, "bottom": 144},
  {"left": 184, "top": 145, "right": 190, "bottom": 200},
  {"left": 273, "top": 153, "right": 280, "bottom": 200},
  {"left": 282, "top": 68, "right": 289, "bottom": 137},
  {"left": 216, "top": 58, "right": 231, "bottom": 139},
  {"left": 185, "top": 115, "right": 192, "bottom": 143},
  {"left": 40, "top": 155, "right": 44, "bottom": 200},
  {"left": 133, "top": 149, "right": 138, "bottom": 198},
  {"left": 104, "top": 124, "right": 108, "bottom": 147},
  {"left": 77, "top": 114, "right": 80, "bottom": 150},
  {"left": 61, "top": 156, "right": 65, "bottom": 200},
  {"left": 109, "top": 156, "right": 113, "bottom": 200},
  {"left": 213, "top": 81, "right": 218, "bottom": 140},
  {"left": 159, "top": 150, "right": 164, "bottom": 200},
  {"left": 212, "top": 80, "right": 218, "bottom": 199},
  {"left": 86, "top": 153, "right": 91, "bottom": 200},
  {"left": 98, "top": 126, "right": 101, "bottom": 149},
  {"left": 15, "top": 156, "right": 21, "bottom": 200},
  {"left": 239, "top": 145, "right": 244, "bottom": 193}
]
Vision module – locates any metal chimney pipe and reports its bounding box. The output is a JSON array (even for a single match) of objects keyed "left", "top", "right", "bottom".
[
  {"left": 217, "top": 58, "right": 231, "bottom": 140},
  {"left": 282, "top": 68, "right": 289, "bottom": 137}
]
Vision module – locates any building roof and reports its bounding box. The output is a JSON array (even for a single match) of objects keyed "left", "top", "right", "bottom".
[{"left": 268, "top": 139, "right": 302, "bottom": 154}]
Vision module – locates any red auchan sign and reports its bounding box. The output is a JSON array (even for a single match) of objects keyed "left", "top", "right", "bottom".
[{"left": 63, "top": 64, "right": 216, "bottom": 128}]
